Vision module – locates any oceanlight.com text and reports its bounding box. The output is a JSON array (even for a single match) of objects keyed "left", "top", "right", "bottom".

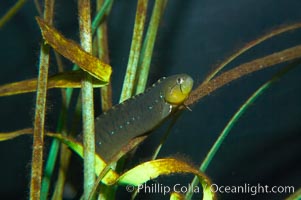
[{"left": 211, "top": 183, "right": 294, "bottom": 196}]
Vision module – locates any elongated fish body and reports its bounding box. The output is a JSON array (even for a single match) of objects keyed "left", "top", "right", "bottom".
[{"left": 95, "top": 74, "right": 193, "bottom": 162}]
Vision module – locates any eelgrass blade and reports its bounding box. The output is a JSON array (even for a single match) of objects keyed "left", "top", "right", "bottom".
[
  {"left": 185, "top": 61, "right": 301, "bottom": 200},
  {"left": 285, "top": 187, "right": 301, "bottom": 200},
  {"left": 118, "top": 158, "right": 215, "bottom": 200},
  {"left": 96, "top": 0, "right": 113, "bottom": 112},
  {"left": 135, "top": 0, "right": 167, "bottom": 94},
  {"left": 78, "top": 0, "right": 96, "bottom": 199},
  {"left": 0, "top": 128, "right": 33, "bottom": 141},
  {"left": 119, "top": 0, "right": 149, "bottom": 102},
  {"left": 46, "top": 2, "right": 114, "bottom": 198},
  {"left": 185, "top": 44, "right": 301, "bottom": 106},
  {"left": 92, "top": 0, "right": 113, "bottom": 35},
  {"left": 0, "top": 0, "right": 27, "bottom": 29},
  {"left": 51, "top": 93, "right": 82, "bottom": 200},
  {"left": 131, "top": 110, "right": 182, "bottom": 200},
  {"left": 151, "top": 111, "right": 181, "bottom": 160},
  {"left": 0, "top": 70, "right": 107, "bottom": 97},
  {"left": 34, "top": 0, "right": 43, "bottom": 16},
  {"left": 36, "top": 17, "right": 112, "bottom": 82},
  {"left": 202, "top": 23, "right": 301, "bottom": 83},
  {"left": 114, "top": 1, "right": 149, "bottom": 197},
  {"left": 95, "top": 0, "right": 114, "bottom": 199},
  {"left": 41, "top": 84, "right": 69, "bottom": 200},
  {"left": 40, "top": 134, "right": 60, "bottom": 200},
  {"left": 30, "top": 0, "right": 55, "bottom": 199}
]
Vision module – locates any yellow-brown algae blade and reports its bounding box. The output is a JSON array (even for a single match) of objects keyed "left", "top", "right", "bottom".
[
  {"left": 0, "top": 70, "right": 107, "bottom": 97},
  {"left": 36, "top": 17, "right": 112, "bottom": 82}
]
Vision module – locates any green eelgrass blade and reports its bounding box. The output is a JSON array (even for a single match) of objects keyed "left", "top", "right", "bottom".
[
  {"left": 40, "top": 112, "right": 65, "bottom": 200},
  {"left": 130, "top": 110, "right": 182, "bottom": 200},
  {"left": 92, "top": 0, "right": 113, "bottom": 35},
  {"left": 186, "top": 61, "right": 300, "bottom": 200},
  {"left": 88, "top": 0, "right": 150, "bottom": 198},
  {"left": 119, "top": 0, "right": 149, "bottom": 102},
  {"left": 93, "top": 0, "right": 114, "bottom": 199},
  {"left": 135, "top": 0, "right": 167, "bottom": 94}
]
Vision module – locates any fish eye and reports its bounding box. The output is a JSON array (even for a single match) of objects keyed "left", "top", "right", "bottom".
[{"left": 177, "top": 77, "right": 184, "bottom": 85}]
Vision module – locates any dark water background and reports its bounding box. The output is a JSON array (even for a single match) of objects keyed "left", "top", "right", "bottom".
[{"left": 0, "top": 0, "right": 300, "bottom": 199}]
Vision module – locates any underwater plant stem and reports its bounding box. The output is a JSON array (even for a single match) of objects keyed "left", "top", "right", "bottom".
[
  {"left": 82, "top": 30, "right": 96, "bottom": 200},
  {"left": 285, "top": 187, "right": 301, "bottom": 200},
  {"left": 0, "top": 0, "right": 27, "bottom": 29},
  {"left": 92, "top": 0, "right": 113, "bottom": 35},
  {"left": 185, "top": 61, "right": 299, "bottom": 200},
  {"left": 203, "top": 22, "right": 301, "bottom": 83},
  {"left": 40, "top": 42, "right": 68, "bottom": 200},
  {"left": 89, "top": 2, "right": 114, "bottom": 199},
  {"left": 30, "top": 0, "right": 55, "bottom": 199},
  {"left": 131, "top": 110, "right": 182, "bottom": 200},
  {"left": 50, "top": 2, "right": 113, "bottom": 198},
  {"left": 78, "top": 0, "right": 96, "bottom": 199},
  {"left": 41, "top": 103, "right": 67, "bottom": 200},
  {"left": 185, "top": 44, "right": 301, "bottom": 106},
  {"left": 151, "top": 110, "right": 181, "bottom": 160},
  {"left": 68, "top": 0, "right": 112, "bottom": 72},
  {"left": 135, "top": 0, "right": 167, "bottom": 94},
  {"left": 40, "top": 136, "right": 60, "bottom": 200},
  {"left": 34, "top": 0, "right": 43, "bottom": 16},
  {"left": 52, "top": 92, "right": 82, "bottom": 200},
  {"left": 120, "top": 0, "right": 149, "bottom": 102},
  {"left": 96, "top": 0, "right": 113, "bottom": 111},
  {"left": 51, "top": 146, "right": 72, "bottom": 200},
  {"left": 116, "top": 2, "right": 149, "bottom": 197},
  {"left": 40, "top": 139, "right": 60, "bottom": 200}
]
